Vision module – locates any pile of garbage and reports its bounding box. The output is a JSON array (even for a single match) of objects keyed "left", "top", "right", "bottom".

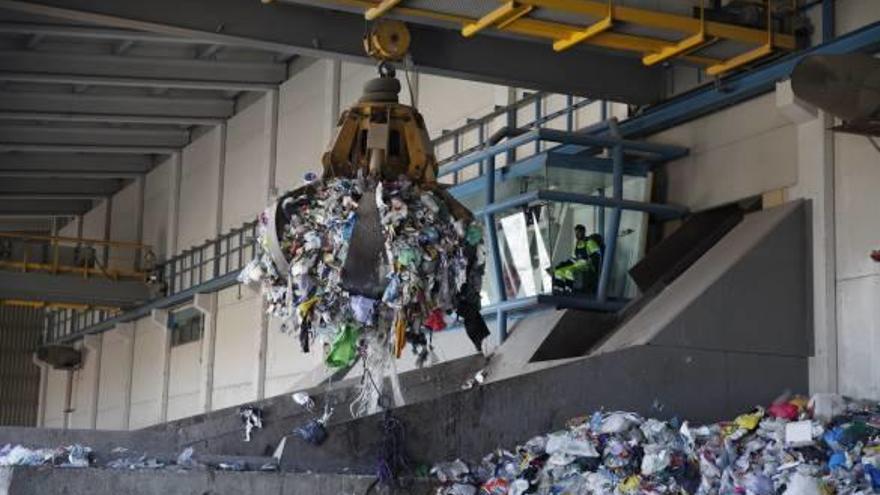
[
  {"left": 0, "top": 444, "right": 91, "bottom": 468},
  {"left": 432, "top": 395, "right": 880, "bottom": 494},
  {"left": 0, "top": 444, "right": 279, "bottom": 472},
  {"left": 240, "top": 176, "right": 487, "bottom": 373}
]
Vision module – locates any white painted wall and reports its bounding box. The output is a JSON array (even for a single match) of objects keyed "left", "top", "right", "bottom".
[
  {"left": 143, "top": 159, "right": 172, "bottom": 260},
  {"left": 833, "top": 133, "right": 880, "bottom": 400},
  {"left": 96, "top": 328, "right": 132, "bottom": 430},
  {"left": 128, "top": 318, "right": 165, "bottom": 429},
  {"left": 222, "top": 95, "right": 271, "bottom": 231},
  {"left": 67, "top": 342, "right": 100, "bottom": 429},
  {"left": 42, "top": 369, "right": 67, "bottom": 428},
  {"left": 166, "top": 341, "right": 201, "bottom": 421},
  {"left": 276, "top": 59, "right": 333, "bottom": 193},
  {"left": 211, "top": 286, "right": 261, "bottom": 409},
  {"left": 178, "top": 127, "right": 223, "bottom": 252},
  {"left": 108, "top": 182, "right": 140, "bottom": 271},
  {"left": 656, "top": 93, "right": 798, "bottom": 211}
]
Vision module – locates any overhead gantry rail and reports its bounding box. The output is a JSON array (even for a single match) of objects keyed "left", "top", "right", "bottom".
[{"left": 319, "top": 0, "right": 799, "bottom": 76}]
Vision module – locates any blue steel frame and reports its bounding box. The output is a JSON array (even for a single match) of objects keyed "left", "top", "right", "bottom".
[{"left": 440, "top": 126, "right": 688, "bottom": 342}]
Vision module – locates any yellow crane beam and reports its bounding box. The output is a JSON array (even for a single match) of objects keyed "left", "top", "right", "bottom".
[
  {"left": 462, "top": 1, "right": 534, "bottom": 38},
  {"left": 365, "top": 0, "right": 403, "bottom": 20},
  {"left": 515, "top": 0, "right": 795, "bottom": 50}
]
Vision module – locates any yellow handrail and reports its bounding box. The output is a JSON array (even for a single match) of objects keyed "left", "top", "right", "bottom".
[{"left": 0, "top": 231, "right": 151, "bottom": 251}]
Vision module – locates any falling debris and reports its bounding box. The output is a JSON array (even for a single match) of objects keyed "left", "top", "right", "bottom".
[
  {"left": 238, "top": 405, "right": 264, "bottom": 442},
  {"left": 432, "top": 395, "right": 880, "bottom": 494}
]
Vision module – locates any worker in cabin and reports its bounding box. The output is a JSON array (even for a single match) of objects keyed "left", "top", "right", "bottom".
[{"left": 552, "top": 225, "right": 604, "bottom": 295}]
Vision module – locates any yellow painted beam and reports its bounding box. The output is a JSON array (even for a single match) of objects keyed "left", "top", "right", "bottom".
[
  {"left": 642, "top": 31, "right": 706, "bottom": 66},
  {"left": 553, "top": 14, "right": 612, "bottom": 52},
  {"left": 511, "top": 18, "right": 721, "bottom": 65},
  {"left": 516, "top": 0, "right": 796, "bottom": 50},
  {"left": 0, "top": 231, "right": 149, "bottom": 250},
  {"left": 462, "top": 1, "right": 534, "bottom": 37},
  {"left": 706, "top": 42, "right": 773, "bottom": 76},
  {"left": 325, "top": 0, "right": 722, "bottom": 65},
  {"left": 365, "top": 0, "right": 403, "bottom": 21}
]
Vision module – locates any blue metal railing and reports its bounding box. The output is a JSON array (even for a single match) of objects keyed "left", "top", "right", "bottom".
[{"left": 44, "top": 221, "right": 258, "bottom": 344}]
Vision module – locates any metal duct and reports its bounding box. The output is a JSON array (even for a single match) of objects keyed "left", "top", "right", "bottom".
[{"left": 791, "top": 53, "right": 880, "bottom": 123}]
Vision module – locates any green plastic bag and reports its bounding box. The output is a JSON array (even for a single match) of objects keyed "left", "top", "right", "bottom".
[
  {"left": 465, "top": 224, "right": 483, "bottom": 246},
  {"left": 325, "top": 324, "right": 361, "bottom": 368}
]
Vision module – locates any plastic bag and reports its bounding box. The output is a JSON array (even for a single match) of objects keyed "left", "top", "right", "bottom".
[{"left": 325, "top": 324, "right": 361, "bottom": 368}]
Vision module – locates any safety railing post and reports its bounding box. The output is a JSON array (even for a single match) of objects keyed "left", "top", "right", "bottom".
[
  {"left": 453, "top": 132, "right": 461, "bottom": 184},
  {"left": 168, "top": 259, "right": 176, "bottom": 296},
  {"left": 566, "top": 95, "right": 574, "bottom": 131},
  {"left": 534, "top": 96, "right": 542, "bottom": 154},
  {"left": 213, "top": 238, "right": 221, "bottom": 278},
  {"left": 477, "top": 123, "right": 486, "bottom": 176}
]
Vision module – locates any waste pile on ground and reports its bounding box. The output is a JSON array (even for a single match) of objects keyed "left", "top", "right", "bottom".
[
  {"left": 0, "top": 444, "right": 278, "bottom": 472},
  {"left": 432, "top": 394, "right": 880, "bottom": 494},
  {"left": 0, "top": 444, "right": 91, "bottom": 468},
  {"left": 240, "top": 176, "right": 487, "bottom": 412}
]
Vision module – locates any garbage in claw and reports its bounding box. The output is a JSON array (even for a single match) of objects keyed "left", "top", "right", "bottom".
[
  {"left": 238, "top": 21, "right": 489, "bottom": 420},
  {"left": 432, "top": 394, "right": 880, "bottom": 494}
]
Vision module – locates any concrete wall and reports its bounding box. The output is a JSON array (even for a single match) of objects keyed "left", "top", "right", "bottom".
[
  {"left": 211, "top": 287, "right": 261, "bottom": 410},
  {"left": 95, "top": 328, "right": 132, "bottom": 430},
  {"left": 178, "top": 127, "right": 223, "bottom": 252},
  {"left": 143, "top": 159, "right": 172, "bottom": 260},
  {"left": 656, "top": 93, "right": 798, "bottom": 211},
  {"left": 128, "top": 319, "right": 165, "bottom": 429},
  {"left": 834, "top": 133, "right": 880, "bottom": 400}
]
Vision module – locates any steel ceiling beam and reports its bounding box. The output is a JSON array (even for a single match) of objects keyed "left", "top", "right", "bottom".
[
  {"left": 0, "top": 170, "right": 142, "bottom": 179},
  {"left": 0, "top": 50, "right": 287, "bottom": 85},
  {"left": 0, "top": 153, "right": 152, "bottom": 173},
  {"left": 0, "top": 91, "right": 234, "bottom": 118},
  {"left": 0, "top": 218, "right": 52, "bottom": 232},
  {"left": 0, "top": 177, "right": 123, "bottom": 195},
  {"left": 0, "top": 123, "right": 190, "bottom": 147},
  {"left": 0, "top": 72, "right": 277, "bottom": 92},
  {"left": 0, "top": 0, "right": 666, "bottom": 103},
  {"left": 0, "top": 199, "right": 94, "bottom": 215},
  {"left": 0, "top": 22, "right": 298, "bottom": 54},
  {"left": 0, "top": 193, "right": 108, "bottom": 200},
  {"left": 0, "top": 144, "right": 177, "bottom": 154},
  {"left": 0, "top": 111, "right": 223, "bottom": 126}
]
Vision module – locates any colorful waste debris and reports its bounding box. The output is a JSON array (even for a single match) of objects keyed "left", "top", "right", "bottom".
[
  {"left": 0, "top": 444, "right": 92, "bottom": 468},
  {"left": 432, "top": 395, "right": 880, "bottom": 494},
  {"left": 240, "top": 176, "right": 488, "bottom": 414}
]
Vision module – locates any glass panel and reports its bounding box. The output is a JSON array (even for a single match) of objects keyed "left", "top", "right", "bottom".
[{"left": 484, "top": 200, "right": 647, "bottom": 304}]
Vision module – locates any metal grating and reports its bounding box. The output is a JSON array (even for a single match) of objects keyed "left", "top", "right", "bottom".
[{"left": 0, "top": 305, "right": 42, "bottom": 426}]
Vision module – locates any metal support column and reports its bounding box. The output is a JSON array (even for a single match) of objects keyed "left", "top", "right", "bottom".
[
  {"left": 597, "top": 138, "right": 623, "bottom": 302},
  {"left": 566, "top": 95, "right": 574, "bottom": 131},
  {"left": 822, "top": 0, "right": 835, "bottom": 42},
  {"left": 484, "top": 155, "right": 508, "bottom": 343}
]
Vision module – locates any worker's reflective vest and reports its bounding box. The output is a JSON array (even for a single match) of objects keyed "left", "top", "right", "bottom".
[
  {"left": 575, "top": 239, "right": 601, "bottom": 260},
  {"left": 555, "top": 239, "right": 601, "bottom": 281}
]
